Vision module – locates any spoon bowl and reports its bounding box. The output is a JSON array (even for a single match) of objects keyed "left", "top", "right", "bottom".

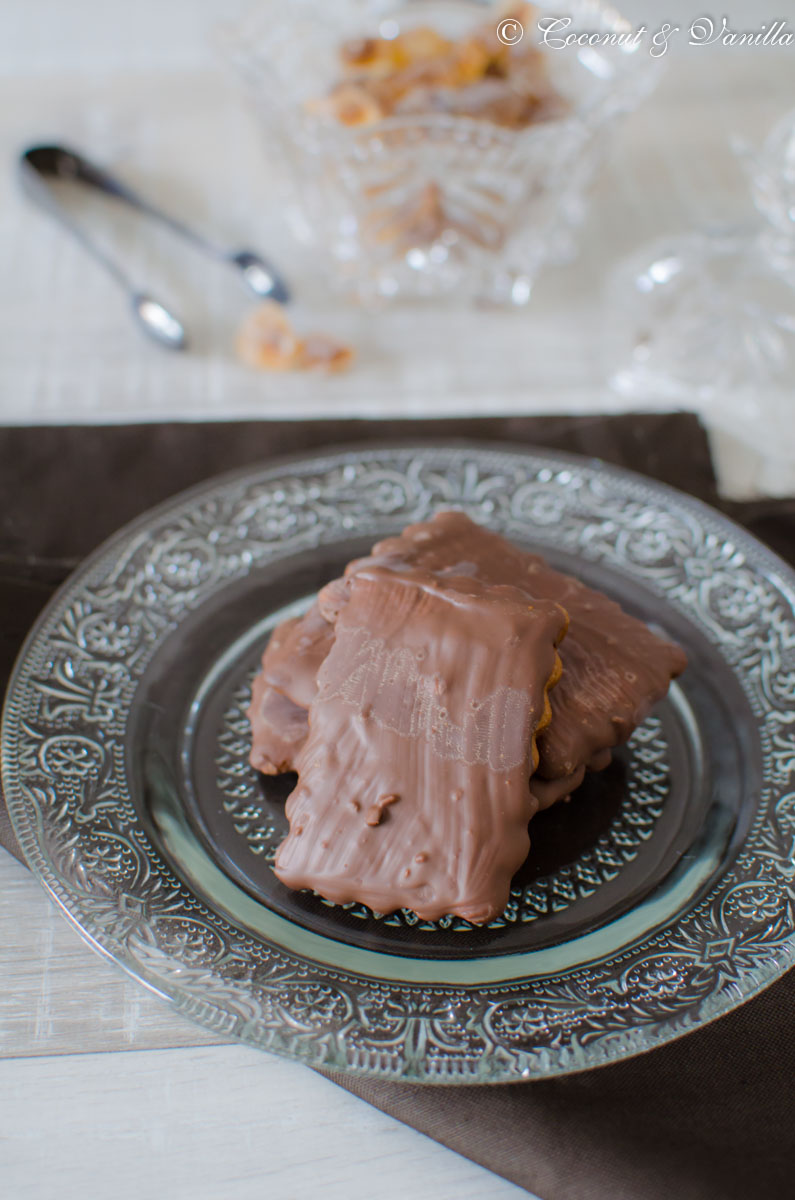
[
  {"left": 231, "top": 251, "right": 290, "bottom": 303},
  {"left": 132, "top": 293, "right": 187, "bottom": 350}
]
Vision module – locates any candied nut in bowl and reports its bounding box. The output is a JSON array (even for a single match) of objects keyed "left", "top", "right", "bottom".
[
  {"left": 220, "top": 0, "right": 661, "bottom": 304},
  {"left": 308, "top": 82, "right": 384, "bottom": 127}
]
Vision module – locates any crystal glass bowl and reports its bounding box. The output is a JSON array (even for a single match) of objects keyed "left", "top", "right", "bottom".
[{"left": 221, "top": 0, "right": 659, "bottom": 305}]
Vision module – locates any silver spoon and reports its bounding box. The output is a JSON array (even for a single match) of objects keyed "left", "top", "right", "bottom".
[{"left": 19, "top": 144, "right": 290, "bottom": 351}]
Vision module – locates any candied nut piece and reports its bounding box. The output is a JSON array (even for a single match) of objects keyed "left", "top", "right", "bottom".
[
  {"left": 236, "top": 304, "right": 354, "bottom": 375},
  {"left": 340, "top": 28, "right": 453, "bottom": 83},
  {"left": 340, "top": 35, "right": 397, "bottom": 75},
  {"left": 399, "top": 27, "right": 454, "bottom": 65},
  {"left": 461, "top": 2, "right": 537, "bottom": 76},
  {"left": 311, "top": 81, "right": 384, "bottom": 127},
  {"left": 394, "top": 77, "right": 537, "bottom": 129},
  {"left": 317, "top": 2, "right": 563, "bottom": 132},
  {"left": 296, "top": 333, "right": 355, "bottom": 374},
  {"left": 235, "top": 301, "right": 301, "bottom": 371},
  {"left": 368, "top": 59, "right": 455, "bottom": 111},
  {"left": 367, "top": 181, "right": 447, "bottom": 248},
  {"left": 449, "top": 36, "right": 492, "bottom": 85},
  {"left": 366, "top": 179, "right": 503, "bottom": 252}
]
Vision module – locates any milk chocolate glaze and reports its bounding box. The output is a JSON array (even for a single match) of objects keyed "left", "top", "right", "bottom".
[
  {"left": 260, "top": 601, "right": 332, "bottom": 709},
  {"left": 530, "top": 766, "right": 586, "bottom": 810},
  {"left": 357, "top": 512, "right": 687, "bottom": 780},
  {"left": 273, "top": 565, "right": 567, "bottom": 923},
  {"left": 250, "top": 511, "right": 686, "bottom": 791},
  {"left": 248, "top": 602, "right": 333, "bottom": 774},
  {"left": 247, "top": 673, "right": 308, "bottom": 774}
]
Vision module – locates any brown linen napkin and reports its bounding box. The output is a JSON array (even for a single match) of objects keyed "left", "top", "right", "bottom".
[{"left": 1, "top": 415, "right": 792, "bottom": 1200}]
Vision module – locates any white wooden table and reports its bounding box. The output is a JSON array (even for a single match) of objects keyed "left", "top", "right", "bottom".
[
  {"left": 0, "top": 850, "right": 529, "bottom": 1200},
  {"left": 2, "top": 3, "right": 794, "bottom": 1196}
]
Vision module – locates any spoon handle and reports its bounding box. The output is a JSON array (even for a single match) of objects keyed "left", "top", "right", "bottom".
[
  {"left": 20, "top": 143, "right": 290, "bottom": 303},
  {"left": 19, "top": 149, "right": 135, "bottom": 293},
  {"left": 21, "top": 144, "right": 224, "bottom": 259}
]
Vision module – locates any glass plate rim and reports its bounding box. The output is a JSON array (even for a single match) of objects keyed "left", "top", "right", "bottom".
[{"left": 3, "top": 439, "right": 794, "bottom": 1084}]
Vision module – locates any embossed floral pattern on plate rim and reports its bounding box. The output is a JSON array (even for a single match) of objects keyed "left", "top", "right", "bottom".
[{"left": 3, "top": 443, "right": 795, "bottom": 1084}]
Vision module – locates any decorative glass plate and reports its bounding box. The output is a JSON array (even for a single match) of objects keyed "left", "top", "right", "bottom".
[{"left": 3, "top": 444, "right": 794, "bottom": 1083}]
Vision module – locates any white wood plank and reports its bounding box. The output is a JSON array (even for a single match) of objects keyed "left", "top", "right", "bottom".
[{"left": 0, "top": 1045, "right": 531, "bottom": 1200}]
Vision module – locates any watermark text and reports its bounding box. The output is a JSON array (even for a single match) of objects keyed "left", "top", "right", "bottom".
[{"left": 496, "top": 14, "right": 794, "bottom": 56}]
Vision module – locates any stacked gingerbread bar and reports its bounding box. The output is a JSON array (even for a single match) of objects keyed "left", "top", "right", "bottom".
[{"left": 247, "top": 512, "right": 687, "bottom": 924}]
